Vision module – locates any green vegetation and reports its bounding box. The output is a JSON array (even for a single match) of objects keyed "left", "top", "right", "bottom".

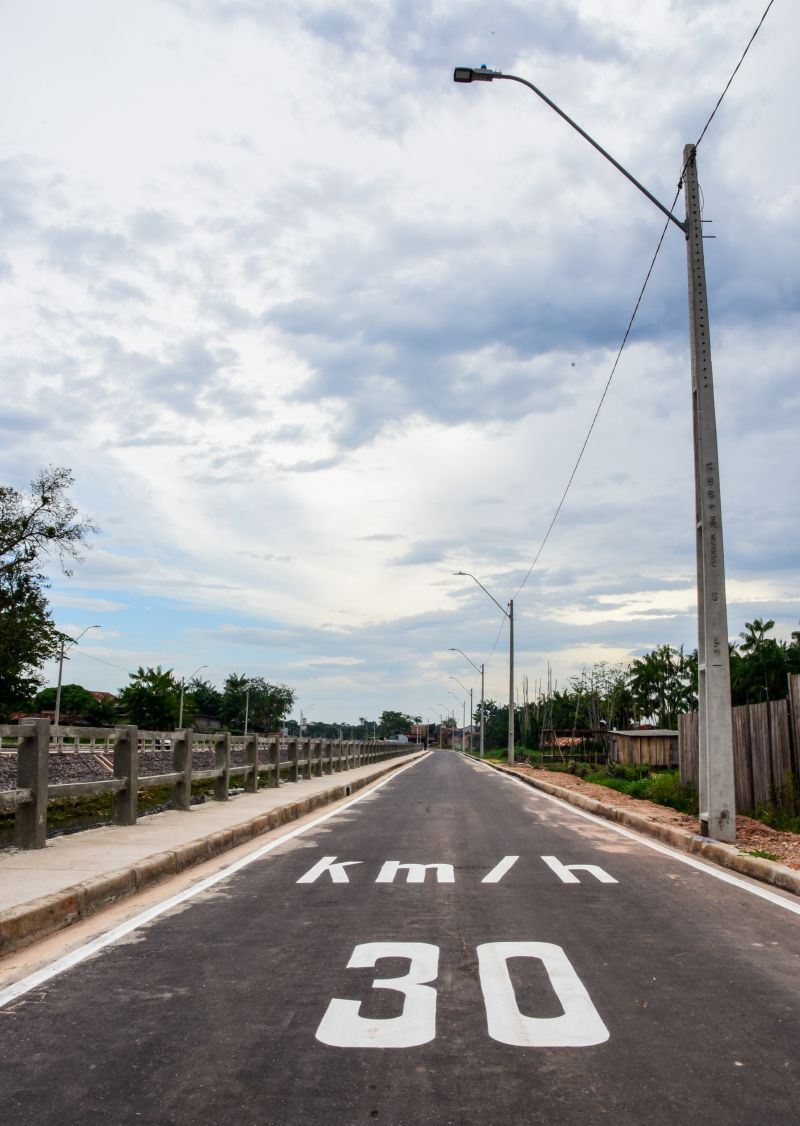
[
  {"left": 741, "top": 849, "right": 781, "bottom": 862},
  {"left": 755, "top": 772, "right": 800, "bottom": 834},
  {"left": 0, "top": 467, "right": 96, "bottom": 720}
]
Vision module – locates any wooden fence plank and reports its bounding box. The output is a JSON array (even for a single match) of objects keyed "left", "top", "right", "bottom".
[
  {"left": 788, "top": 673, "right": 800, "bottom": 776},
  {"left": 732, "top": 706, "right": 753, "bottom": 814},
  {"left": 769, "top": 699, "right": 792, "bottom": 798},
  {"left": 749, "top": 702, "right": 772, "bottom": 808},
  {"left": 678, "top": 712, "right": 698, "bottom": 788}
]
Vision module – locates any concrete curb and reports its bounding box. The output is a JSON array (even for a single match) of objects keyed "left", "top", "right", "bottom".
[
  {"left": 481, "top": 760, "right": 800, "bottom": 898},
  {"left": 0, "top": 758, "right": 418, "bottom": 957}
]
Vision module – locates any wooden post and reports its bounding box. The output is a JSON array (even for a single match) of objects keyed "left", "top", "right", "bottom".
[
  {"left": 15, "top": 718, "right": 49, "bottom": 849},
  {"left": 245, "top": 732, "right": 258, "bottom": 793},
  {"left": 112, "top": 725, "right": 139, "bottom": 826},
  {"left": 172, "top": 729, "right": 193, "bottom": 811},
  {"left": 214, "top": 731, "right": 230, "bottom": 802}
]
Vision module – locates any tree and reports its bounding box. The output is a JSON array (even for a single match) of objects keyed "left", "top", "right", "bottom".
[
  {"left": 0, "top": 570, "right": 59, "bottom": 719},
  {"left": 220, "top": 675, "right": 295, "bottom": 733},
  {"left": 34, "top": 683, "right": 116, "bottom": 725},
  {"left": 378, "top": 710, "right": 421, "bottom": 738},
  {"left": 730, "top": 619, "right": 797, "bottom": 704},
  {"left": 117, "top": 666, "right": 181, "bottom": 730},
  {"left": 0, "top": 466, "right": 96, "bottom": 578},
  {"left": 187, "top": 677, "right": 223, "bottom": 720},
  {"left": 0, "top": 467, "right": 96, "bottom": 719}
]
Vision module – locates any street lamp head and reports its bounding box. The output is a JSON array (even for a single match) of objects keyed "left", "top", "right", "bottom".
[{"left": 453, "top": 65, "right": 499, "bottom": 83}]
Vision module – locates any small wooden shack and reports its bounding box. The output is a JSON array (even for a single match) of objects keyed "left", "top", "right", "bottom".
[{"left": 610, "top": 728, "right": 679, "bottom": 767}]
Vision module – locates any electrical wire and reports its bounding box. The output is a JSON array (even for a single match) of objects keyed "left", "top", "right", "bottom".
[
  {"left": 694, "top": 0, "right": 776, "bottom": 151},
  {"left": 509, "top": 0, "right": 777, "bottom": 605}
]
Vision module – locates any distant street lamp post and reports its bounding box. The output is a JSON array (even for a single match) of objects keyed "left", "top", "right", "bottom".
[
  {"left": 448, "top": 689, "right": 466, "bottom": 749},
  {"left": 450, "top": 647, "right": 485, "bottom": 758},
  {"left": 54, "top": 625, "right": 100, "bottom": 727},
  {"left": 178, "top": 664, "right": 208, "bottom": 730},
  {"left": 453, "top": 66, "right": 735, "bottom": 841},
  {"left": 450, "top": 675, "right": 473, "bottom": 754},
  {"left": 455, "top": 571, "right": 515, "bottom": 763}
]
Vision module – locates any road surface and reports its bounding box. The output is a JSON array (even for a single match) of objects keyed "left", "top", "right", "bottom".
[{"left": 1, "top": 750, "right": 798, "bottom": 1124}]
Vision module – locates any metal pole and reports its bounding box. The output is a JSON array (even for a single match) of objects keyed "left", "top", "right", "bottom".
[
  {"left": 54, "top": 636, "right": 66, "bottom": 728},
  {"left": 508, "top": 599, "right": 515, "bottom": 764},
  {"left": 178, "top": 677, "right": 185, "bottom": 729},
  {"left": 244, "top": 686, "right": 250, "bottom": 735},
  {"left": 480, "top": 664, "right": 485, "bottom": 758},
  {"left": 683, "top": 144, "right": 735, "bottom": 842},
  {"left": 468, "top": 687, "right": 473, "bottom": 754}
]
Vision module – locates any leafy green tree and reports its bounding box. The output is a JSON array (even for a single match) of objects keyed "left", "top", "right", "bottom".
[
  {"left": 0, "top": 570, "right": 59, "bottom": 719},
  {"left": 220, "top": 675, "right": 295, "bottom": 733},
  {"left": 187, "top": 676, "right": 223, "bottom": 719},
  {"left": 0, "top": 468, "right": 96, "bottom": 719},
  {"left": 730, "top": 618, "right": 798, "bottom": 704},
  {"left": 117, "top": 666, "right": 181, "bottom": 730},
  {"left": 377, "top": 710, "right": 421, "bottom": 738},
  {"left": 34, "top": 683, "right": 117, "bottom": 725}
]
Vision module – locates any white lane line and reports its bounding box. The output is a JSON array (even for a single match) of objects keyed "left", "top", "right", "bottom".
[
  {"left": 0, "top": 753, "right": 431, "bottom": 1009},
  {"left": 468, "top": 757, "right": 800, "bottom": 916}
]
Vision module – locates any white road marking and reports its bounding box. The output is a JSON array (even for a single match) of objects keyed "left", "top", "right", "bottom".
[
  {"left": 375, "top": 861, "right": 455, "bottom": 884},
  {"left": 481, "top": 855, "right": 519, "bottom": 883},
  {"left": 540, "top": 855, "right": 618, "bottom": 884},
  {"left": 469, "top": 757, "right": 800, "bottom": 915},
  {"left": 296, "top": 856, "right": 363, "bottom": 883},
  {"left": 0, "top": 753, "right": 431, "bottom": 1010}
]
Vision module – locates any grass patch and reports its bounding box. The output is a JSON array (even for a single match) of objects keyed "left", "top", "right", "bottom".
[
  {"left": 741, "top": 848, "right": 781, "bottom": 862},
  {"left": 544, "top": 762, "right": 698, "bottom": 816}
]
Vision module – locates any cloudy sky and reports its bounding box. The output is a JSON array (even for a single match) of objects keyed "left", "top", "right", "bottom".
[{"left": 1, "top": 0, "right": 797, "bottom": 726}]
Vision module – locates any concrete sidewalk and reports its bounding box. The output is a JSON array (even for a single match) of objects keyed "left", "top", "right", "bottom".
[{"left": 0, "top": 752, "right": 423, "bottom": 955}]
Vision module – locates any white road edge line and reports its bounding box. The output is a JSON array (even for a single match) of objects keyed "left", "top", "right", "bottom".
[
  {"left": 468, "top": 756, "right": 800, "bottom": 916},
  {"left": 0, "top": 752, "right": 431, "bottom": 1009}
]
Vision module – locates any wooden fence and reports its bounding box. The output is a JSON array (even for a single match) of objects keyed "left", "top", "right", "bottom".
[
  {"left": 0, "top": 720, "right": 412, "bottom": 850},
  {"left": 679, "top": 674, "right": 800, "bottom": 814}
]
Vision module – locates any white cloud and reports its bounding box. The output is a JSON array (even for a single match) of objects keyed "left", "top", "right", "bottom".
[{"left": 2, "top": 0, "right": 798, "bottom": 719}]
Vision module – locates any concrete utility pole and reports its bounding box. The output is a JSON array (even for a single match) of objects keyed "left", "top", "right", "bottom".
[
  {"left": 452, "top": 67, "right": 736, "bottom": 840},
  {"left": 508, "top": 599, "right": 515, "bottom": 764},
  {"left": 449, "top": 649, "right": 486, "bottom": 757},
  {"left": 683, "top": 145, "right": 735, "bottom": 841},
  {"left": 454, "top": 572, "right": 516, "bottom": 763}
]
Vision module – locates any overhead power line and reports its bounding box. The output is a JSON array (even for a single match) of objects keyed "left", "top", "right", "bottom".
[{"left": 509, "top": 0, "right": 778, "bottom": 606}]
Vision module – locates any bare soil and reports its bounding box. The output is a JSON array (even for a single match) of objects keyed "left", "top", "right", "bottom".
[{"left": 505, "top": 764, "right": 800, "bottom": 871}]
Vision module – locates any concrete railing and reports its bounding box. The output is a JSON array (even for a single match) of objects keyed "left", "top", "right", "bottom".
[{"left": 0, "top": 719, "right": 411, "bottom": 849}]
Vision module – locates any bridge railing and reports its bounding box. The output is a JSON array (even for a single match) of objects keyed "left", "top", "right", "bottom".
[{"left": 0, "top": 720, "right": 410, "bottom": 849}]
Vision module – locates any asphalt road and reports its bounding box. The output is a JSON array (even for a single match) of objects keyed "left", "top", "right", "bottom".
[{"left": 1, "top": 750, "right": 798, "bottom": 1125}]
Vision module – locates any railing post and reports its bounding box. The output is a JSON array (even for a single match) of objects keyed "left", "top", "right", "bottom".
[
  {"left": 214, "top": 731, "right": 230, "bottom": 802},
  {"left": 268, "top": 737, "right": 280, "bottom": 787},
  {"left": 15, "top": 718, "right": 49, "bottom": 849},
  {"left": 245, "top": 732, "right": 258, "bottom": 793},
  {"left": 301, "top": 737, "right": 311, "bottom": 780},
  {"left": 112, "top": 725, "right": 139, "bottom": 826},
  {"left": 172, "top": 729, "right": 193, "bottom": 811},
  {"left": 325, "top": 738, "right": 333, "bottom": 775},
  {"left": 290, "top": 738, "right": 299, "bottom": 783}
]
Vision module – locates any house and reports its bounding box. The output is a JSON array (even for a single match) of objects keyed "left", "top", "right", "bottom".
[{"left": 610, "top": 728, "right": 679, "bottom": 767}]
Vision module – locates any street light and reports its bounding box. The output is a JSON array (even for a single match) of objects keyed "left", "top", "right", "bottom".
[
  {"left": 178, "top": 664, "right": 208, "bottom": 729},
  {"left": 454, "top": 571, "right": 515, "bottom": 764},
  {"left": 54, "top": 625, "right": 100, "bottom": 727},
  {"left": 450, "top": 675, "right": 473, "bottom": 755},
  {"left": 453, "top": 65, "right": 735, "bottom": 841},
  {"left": 450, "top": 647, "right": 485, "bottom": 758},
  {"left": 448, "top": 689, "right": 466, "bottom": 749}
]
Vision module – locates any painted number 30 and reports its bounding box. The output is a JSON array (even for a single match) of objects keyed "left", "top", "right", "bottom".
[{"left": 315, "top": 942, "right": 609, "bottom": 1049}]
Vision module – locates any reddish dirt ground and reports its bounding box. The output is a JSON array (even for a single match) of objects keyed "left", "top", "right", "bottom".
[{"left": 505, "top": 764, "right": 800, "bottom": 871}]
